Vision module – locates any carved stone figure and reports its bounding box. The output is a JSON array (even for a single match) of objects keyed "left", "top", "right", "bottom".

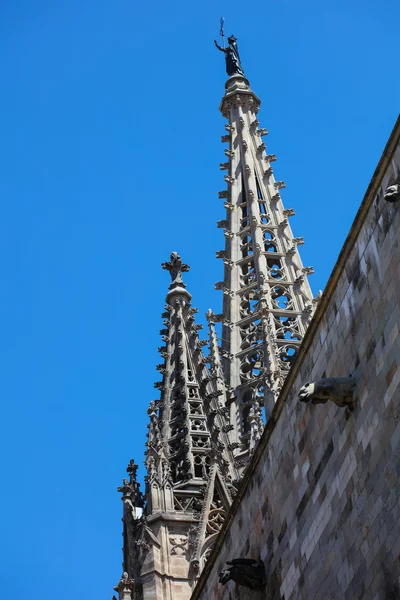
[
  {"left": 219, "top": 558, "right": 266, "bottom": 590},
  {"left": 214, "top": 36, "right": 245, "bottom": 77},
  {"left": 298, "top": 377, "right": 357, "bottom": 410},
  {"left": 147, "top": 456, "right": 157, "bottom": 482},
  {"left": 113, "top": 572, "right": 135, "bottom": 596},
  {"left": 384, "top": 183, "right": 400, "bottom": 202},
  {"left": 117, "top": 478, "right": 132, "bottom": 496},
  {"left": 161, "top": 458, "right": 171, "bottom": 483},
  {"left": 169, "top": 532, "right": 188, "bottom": 556}
]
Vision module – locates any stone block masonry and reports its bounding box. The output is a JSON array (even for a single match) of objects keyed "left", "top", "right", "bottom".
[{"left": 192, "top": 119, "right": 400, "bottom": 600}]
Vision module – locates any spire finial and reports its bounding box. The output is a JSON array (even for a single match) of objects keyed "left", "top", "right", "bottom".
[
  {"left": 127, "top": 459, "right": 139, "bottom": 480},
  {"left": 162, "top": 252, "right": 190, "bottom": 286},
  {"left": 214, "top": 29, "right": 245, "bottom": 77}
]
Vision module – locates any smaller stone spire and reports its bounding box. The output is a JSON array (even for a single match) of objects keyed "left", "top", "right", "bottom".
[
  {"left": 206, "top": 309, "right": 225, "bottom": 384},
  {"left": 117, "top": 459, "right": 144, "bottom": 508},
  {"left": 119, "top": 255, "right": 241, "bottom": 596}
]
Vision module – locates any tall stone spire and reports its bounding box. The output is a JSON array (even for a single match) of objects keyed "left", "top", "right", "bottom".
[
  {"left": 214, "top": 40, "right": 317, "bottom": 463},
  {"left": 116, "top": 254, "right": 238, "bottom": 600},
  {"left": 113, "top": 37, "right": 320, "bottom": 600}
]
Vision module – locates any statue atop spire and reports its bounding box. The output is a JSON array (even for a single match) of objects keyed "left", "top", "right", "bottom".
[
  {"left": 162, "top": 252, "right": 190, "bottom": 285},
  {"left": 214, "top": 34, "right": 245, "bottom": 77}
]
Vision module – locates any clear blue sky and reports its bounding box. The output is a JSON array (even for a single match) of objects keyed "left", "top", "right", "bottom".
[{"left": 0, "top": 0, "right": 398, "bottom": 598}]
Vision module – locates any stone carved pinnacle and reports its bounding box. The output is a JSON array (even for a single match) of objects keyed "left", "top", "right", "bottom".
[
  {"left": 127, "top": 459, "right": 139, "bottom": 480},
  {"left": 162, "top": 252, "right": 190, "bottom": 284}
]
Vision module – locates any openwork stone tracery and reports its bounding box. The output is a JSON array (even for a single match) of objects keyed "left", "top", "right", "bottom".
[
  {"left": 214, "top": 73, "right": 317, "bottom": 465},
  {"left": 115, "top": 44, "right": 317, "bottom": 600},
  {"left": 116, "top": 253, "right": 239, "bottom": 600}
]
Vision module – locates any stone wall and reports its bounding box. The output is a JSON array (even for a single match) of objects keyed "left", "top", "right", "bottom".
[{"left": 192, "top": 119, "right": 400, "bottom": 600}]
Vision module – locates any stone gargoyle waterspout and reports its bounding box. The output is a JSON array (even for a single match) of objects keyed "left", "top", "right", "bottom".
[
  {"left": 219, "top": 558, "right": 266, "bottom": 590},
  {"left": 384, "top": 183, "right": 400, "bottom": 203},
  {"left": 298, "top": 377, "right": 357, "bottom": 412}
]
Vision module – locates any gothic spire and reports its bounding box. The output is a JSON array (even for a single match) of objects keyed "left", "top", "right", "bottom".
[
  {"left": 114, "top": 36, "right": 320, "bottom": 600},
  {"left": 214, "top": 52, "right": 318, "bottom": 464},
  {"left": 118, "top": 253, "right": 238, "bottom": 599}
]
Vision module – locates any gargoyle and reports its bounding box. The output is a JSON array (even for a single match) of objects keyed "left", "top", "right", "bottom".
[
  {"left": 384, "top": 183, "right": 400, "bottom": 203},
  {"left": 219, "top": 558, "right": 266, "bottom": 590},
  {"left": 298, "top": 377, "right": 357, "bottom": 411}
]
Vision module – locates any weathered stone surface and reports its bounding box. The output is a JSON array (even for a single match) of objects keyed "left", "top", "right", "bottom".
[
  {"left": 217, "top": 68, "right": 315, "bottom": 472},
  {"left": 192, "top": 119, "right": 400, "bottom": 600},
  {"left": 298, "top": 377, "right": 357, "bottom": 411}
]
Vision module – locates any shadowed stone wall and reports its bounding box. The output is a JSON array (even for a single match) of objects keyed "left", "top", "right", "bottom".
[{"left": 191, "top": 120, "right": 400, "bottom": 600}]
